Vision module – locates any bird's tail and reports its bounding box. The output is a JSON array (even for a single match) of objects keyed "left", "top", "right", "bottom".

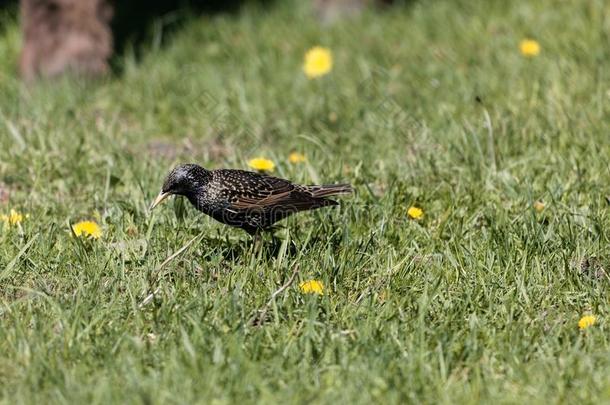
[{"left": 305, "top": 183, "right": 353, "bottom": 198}]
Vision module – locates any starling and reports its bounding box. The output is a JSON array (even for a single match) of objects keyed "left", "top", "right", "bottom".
[{"left": 150, "top": 164, "right": 352, "bottom": 235}]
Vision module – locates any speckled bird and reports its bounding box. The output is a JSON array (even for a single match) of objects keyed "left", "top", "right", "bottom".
[{"left": 150, "top": 164, "right": 352, "bottom": 235}]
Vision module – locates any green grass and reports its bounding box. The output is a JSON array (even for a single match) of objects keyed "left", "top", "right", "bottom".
[{"left": 1, "top": 0, "right": 610, "bottom": 403}]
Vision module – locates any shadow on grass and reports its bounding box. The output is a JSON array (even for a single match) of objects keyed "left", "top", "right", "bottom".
[
  {"left": 111, "top": 0, "right": 277, "bottom": 69},
  {"left": 196, "top": 226, "right": 344, "bottom": 262},
  {"left": 199, "top": 233, "right": 298, "bottom": 261}
]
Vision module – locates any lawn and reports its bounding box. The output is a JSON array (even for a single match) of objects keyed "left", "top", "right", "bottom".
[{"left": 1, "top": 0, "right": 610, "bottom": 403}]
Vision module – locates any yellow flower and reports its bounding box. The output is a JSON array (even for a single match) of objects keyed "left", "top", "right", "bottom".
[
  {"left": 520, "top": 39, "right": 540, "bottom": 57},
  {"left": 303, "top": 46, "right": 333, "bottom": 79},
  {"left": 288, "top": 152, "right": 306, "bottom": 164},
  {"left": 72, "top": 220, "right": 102, "bottom": 239},
  {"left": 534, "top": 201, "right": 545, "bottom": 213},
  {"left": 299, "top": 280, "right": 324, "bottom": 295},
  {"left": 248, "top": 157, "right": 275, "bottom": 172},
  {"left": 578, "top": 315, "right": 597, "bottom": 330},
  {"left": 1, "top": 209, "right": 25, "bottom": 226},
  {"left": 407, "top": 206, "right": 424, "bottom": 220}
]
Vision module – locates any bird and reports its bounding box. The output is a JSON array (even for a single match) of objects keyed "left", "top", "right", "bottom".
[{"left": 150, "top": 163, "right": 352, "bottom": 235}]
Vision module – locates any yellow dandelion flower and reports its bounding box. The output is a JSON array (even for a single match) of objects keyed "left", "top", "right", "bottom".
[
  {"left": 534, "top": 201, "right": 545, "bottom": 213},
  {"left": 303, "top": 46, "right": 333, "bottom": 79},
  {"left": 288, "top": 152, "right": 306, "bottom": 164},
  {"left": 407, "top": 206, "right": 424, "bottom": 220},
  {"left": 578, "top": 315, "right": 596, "bottom": 330},
  {"left": 520, "top": 39, "right": 540, "bottom": 57},
  {"left": 1, "top": 209, "right": 25, "bottom": 226},
  {"left": 248, "top": 157, "right": 275, "bottom": 172},
  {"left": 72, "top": 220, "right": 102, "bottom": 239},
  {"left": 299, "top": 280, "right": 324, "bottom": 295}
]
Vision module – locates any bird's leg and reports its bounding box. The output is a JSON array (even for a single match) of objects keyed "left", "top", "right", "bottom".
[
  {"left": 250, "top": 230, "right": 264, "bottom": 258},
  {"left": 271, "top": 231, "right": 281, "bottom": 251}
]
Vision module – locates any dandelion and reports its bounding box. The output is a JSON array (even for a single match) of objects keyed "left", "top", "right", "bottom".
[
  {"left": 1, "top": 209, "right": 25, "bottom": 226},
  {"left": 578, "top": 315, "right": 597, "bottom": 330},
  {"left": 520, "top": 39, "right": 540, "bottom": 57},
  {"left": 534, "top": 201, "right": 545, "bottom": 213},
  {"left": 288, "top": 152, "right": 306, "bottom": 164},
  {"left": 72, "top": 220, "right": 102, "bottom": 239},
  {"left": 407, "top": 206, "right": 424, "bottom": 220},
  {"left": 299, "top": 280, "right": 324, "bottom": 295},
  {"left": 248, "top": 157, "right": 275, "bottom": 172},
  {"left": 303, "top": 46, "right": 333, "bottom": 79}
]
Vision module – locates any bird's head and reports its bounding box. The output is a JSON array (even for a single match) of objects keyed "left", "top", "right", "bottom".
[{"left": 150, "top": 164, "right": 209, "bottom": 210}]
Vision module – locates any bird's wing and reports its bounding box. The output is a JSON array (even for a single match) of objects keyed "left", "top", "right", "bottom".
[{"left": 214, "top": 170, "right": 310, "bottom": 210}]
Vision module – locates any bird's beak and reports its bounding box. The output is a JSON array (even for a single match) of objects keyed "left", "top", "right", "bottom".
[{"left": 150, "top": 191, "right": 170, "bottom": 210}]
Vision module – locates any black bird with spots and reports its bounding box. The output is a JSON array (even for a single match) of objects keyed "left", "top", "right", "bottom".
[{"left": 150, "top": 164, "right": 352, "bottom": 235}]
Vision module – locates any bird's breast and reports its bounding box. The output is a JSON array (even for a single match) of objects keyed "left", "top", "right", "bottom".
[{"left": 191, "top": 188, "right": 227, "bottom": 213}]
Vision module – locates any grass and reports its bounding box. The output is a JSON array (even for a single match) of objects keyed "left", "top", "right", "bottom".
[{"left": 1, "top": 0, "right": 610, "bottom": 403}]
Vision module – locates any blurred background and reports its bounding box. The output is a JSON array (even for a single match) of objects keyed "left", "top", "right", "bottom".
[
  {"left": 8, "top": 0, "right": 398, "bottom": 81},
  {"left": 1, "top": 1, "right": 609, "bottom": 403}
]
